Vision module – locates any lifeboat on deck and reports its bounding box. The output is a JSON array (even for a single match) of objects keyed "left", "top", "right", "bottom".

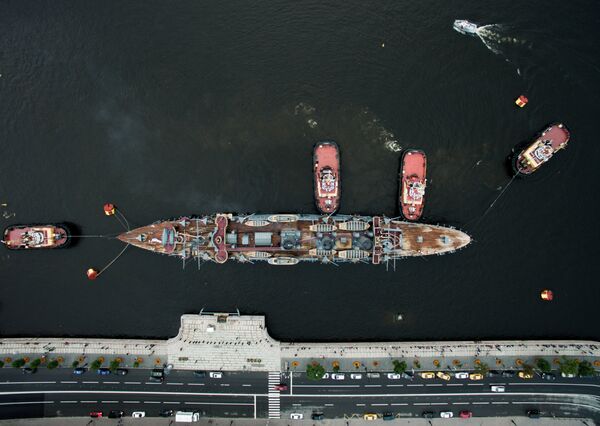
[
  {"left": 399, "top": 150, "right": 427, "bottom": 221},
  {"left": 313, "top": 141, "right": 341, "bottom": 214}
]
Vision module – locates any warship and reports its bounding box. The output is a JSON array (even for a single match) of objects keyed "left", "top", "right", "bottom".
[{"left": 118, "top": 214, "right": 470, "bottom": 266}]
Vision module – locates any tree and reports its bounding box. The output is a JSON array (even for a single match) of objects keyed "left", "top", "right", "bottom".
[
  {"left": 578, "top": 361, "right": 596, "bottom": 377},
  {"left": 109, "top": 359, "right": 120, "bottom": 372},
  {"left": 332, "top": 364, "right": 340, "bottom": 373},
  {"left": 71, "top": 360, "right": 79, "bottom": 368},
  {"left": 30, "top": 359, "right": 41, "bottom": 369},
  {"left": 0, "top": 360, "right": 4, "bottom": 368},
  {"left": 133, "top": 361, "right": 140, "bottom": 368},
  {"left": 522, "top": 364, "right": 534, "bottom": 375},
  {"left": 90, "top": 359, "right": 102, "bottom": 371},
  {"left": 535, "top": 358, "right": 551, "bottom": 373},
  {"left": 306, "top": 362, "right": 325, "bottom": 380},
  {"left": 11, "top": 358, "right": 26, "bottom": 369},
  {"left": 393, "top": 360, "right": 407, "bottom": 374},
  {"left": 474, "top": 362, "right": 490, "bottom": 375},
  {"left": 558, "top": 357, "right": 578, "bottom": 376},
  {"left": 47, "top": 360, "right": 59, "bottom": 370}
]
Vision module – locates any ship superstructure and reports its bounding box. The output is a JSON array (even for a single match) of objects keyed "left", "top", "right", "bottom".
[{"left": 118, "top": 214, "right": 470, "bottom": 266}]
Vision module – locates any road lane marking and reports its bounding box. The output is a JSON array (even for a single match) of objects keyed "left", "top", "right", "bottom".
[
  {"left": 429, "top": 403, "right": 447, "bottom": 406},
  {"left": 144, "top": 401, "right": 160, "bottom": 404},
  {"left": 0, "top": 401, "right": 54, "bottom": 406},
  {"left": 413, "top": 403, "right": 430, "bottom": 406},
  {"left": 364, "top": 385, "right": 381, "bottom": 388},
  {"left": 167, "top": 383, "right": 184, "bottom": 386},
  {"left": 80, "top": 401, "right": 97, "bottom": 403},
  {"left": 82, "top": 381, "right": 98, "bottom": 384},
  {"left": 102, "top": 401, "right": 118, "bottom": 403},
  {"left": 452, "top": 402, "right": 470, "bottom": 405},
  {"left": 292, "top": 385, "right": 360, "bottom": 388},
  {"left": 511, "top": 401, "right": 600, "bottom": 411},
  {"left": 407, "top": 384, "right": 423, "bottom": 387},
  {"left": 0, "top": 381, "right": 55, "bottom": 385},
  {"left": 386, "top": 384, "right": 404, "bottom": 387},
  {"left": 356, "top": 404, "right": 366, "bottom": 406},
  {"left": 473, "top": 402, "right": 489, "bottom": 405},
  {"left": 124, "top": 382, "right": 141, "bottom": 385},
  {"left": 60, "top": 381, "right": 77, "bottom": 384},
  {"left": 426, "top": 384, "right": 443, "bottom": 387},
  {"left": 324, "top": 403, "right": 334, "bottom": 406},
  {"left": 145, "top": 382, "right": 162, "bottom": 385},
  {"left": 447, "top": 384, "right": 463, "bottom": 386},
  {"left": 103, "top": 382, "right": 119, "bottom": 385},
  {"left": 492, "top": 402, "right": 509, "bottom": 405},
  {"left": 188, "top": 383, "right": 205, "bottom": 386},
  {"left": 220, "top": 384, "right": 230, "bottom": 387},
  {"left": 60, "top": 401, "right": 77, "bottom": 403},
  {"left": 292, "top": 404, "right": 301, "bottom": 406},
  {"left": 242, "top": 384, "right": 252, "bottom": 387},
  {"left": 467, "top": 383, "right": 483, "bottom": 386},
  {"left": 371, "top": 403, "right": 388, "bottom": 406},
  {"left": 163, "top": 401, "right": 181, "bottom": 404},
  {"left": 391, "top": 403, "right": 408, "bottom": 406},
  {"left": 124, "top": 401, "right": 140, "bottom": 403},
  {"left": 184, "top": 402, "right": 254, "bottom": 406}
]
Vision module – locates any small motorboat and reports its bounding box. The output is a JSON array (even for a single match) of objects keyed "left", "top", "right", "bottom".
[
  {"left": 453, "top": 20, "right": 479, "bottom": 35},
  {"left": 512, "top": 123, "right": 570, "bottom": 176},
  {"left": 2, "top": 223, "right": 71, "bottom": 249},
  {"left": 399, "top": 150, "right": 427, "bottom": 221},
  {"left": 313, "top": 141, "right": 341, "bottom": 214}
]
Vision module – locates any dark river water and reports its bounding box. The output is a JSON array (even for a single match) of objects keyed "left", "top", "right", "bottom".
[{"left": 1, "top": 0, "right": 599, "bottom": 342}]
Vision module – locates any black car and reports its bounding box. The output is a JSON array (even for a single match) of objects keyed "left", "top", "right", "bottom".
[
  {"left": 382, "top": 412, "right": 395, "bottom": 421},
  {"left": 115, "top": 368, "right": 128, "bottom": 376},
  {"left": 502, "top": 370, "right": 516, "bottom": 378},
  {"left": 422, "top": 411, "right": 434, "bottom": 419},
  {"left": 311, "top": 413, "right": 324, "bottom": 420},
  {"left": 193, "top": 370, "right": 207, "bottom": 378},
  {"left": 22, "top": 367, "right": 35, "bottom": 374},
  {"left": 401, "top": 372, "right": 414, "bottom": 380},
  {"left": 108, "top": 410, "right": 124, "bottom": 419},
  {"left": 151, "top": 368, "right": 164, "bottom": 378},
  {"left": 487, "top": 370, "right": 501, "bottom": 377},
  {"left": 541, "top": 372, "right": 556, "bottom": 381},
  {"left": 527, "top": 409, "right": 540, "bottom": 419},
  {"left": 159, "top": 409, "right": 174, "bottom": 417}
]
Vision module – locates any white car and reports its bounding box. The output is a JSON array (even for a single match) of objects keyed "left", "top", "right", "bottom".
[
  {"left": 209, "top": 372, "right": 223, "bottom": 378},
  {"left": 491, "top": 385, "right": 506, "bottom": 392},
  {"left": 454, "top": 372, "right": 469, "bottom": 379},
  {"left": 387, "top": 373, "right": 402, "bottom": 380},
  {"left": 290, "top": 413, "right": 304, "bottom": 420},
  {"left": 366, "top": 372, "right": 381, "bottom": 379},
  {"left": 440, "top": 411, "right": 453, "bottom": 418},
  {"left": 331, "top": 373, "right": 345, "bottom": 380},
  {"left": 132, "top": 412, "right": 145, "bottom": 418},
  {"left": 350, "top": 373, "right": 363, "bottom": 380}
]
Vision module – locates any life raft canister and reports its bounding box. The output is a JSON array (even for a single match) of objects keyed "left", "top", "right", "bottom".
[
  {"left": 103, "top": 203, "right": 116, "bottom": 216},
  {"left": 515, "top": 95, "right": 528, "bottom": 108},
  {"left": 86, "top": 268, "right": 99, "bottom": 280},
  {"left": 540, "top": 289, "right": 553, "bottom": 301}
]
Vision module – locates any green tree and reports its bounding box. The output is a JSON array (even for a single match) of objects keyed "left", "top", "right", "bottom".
[
  {"left": 393, "top": 360, "right": 407, "bottom": 374},
  {"left": 109, "top": 359, "right": 120, "bottom": 372},
  {"left": 535, "top": 358, "right": 551, "bottom": 373},
  {"left": 71, "top": 360, "right": 79, "bottom": 368},
  {"left": 11, "top": 358, "right": 26, "bottom": 369},
  {"left": 30, "top": 358, "right": 41, "bottom": 369},
  {"left": 133, "top": 361, "right": 140, "bottom": 368},
  {"left": 558, "top": 357, "right": 579, "bottom": 376},
  {"left": 90, "top": 359, "right": 102, "bottom": 371},
  {"left": 47, "top": 360, "right": 59, "bottom": 370},
  {"left": 578, "top": 361, "right": 596, "bottom": 377},
  {"left": 0, "top": 360, "right": 4, "bottom": 368},
  {"left": 474, "top": 362, "right": 490, "bottom": 375},
  {"left": 332, "top": 364, "right": 340, "bottom": 373},
  {"left": 306, "top": 362, "right": 325, "bottom": 380}
]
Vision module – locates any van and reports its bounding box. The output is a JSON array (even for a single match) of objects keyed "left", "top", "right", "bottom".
[{"left": 175, "top": 411, "right": 200, "bottom": 423}]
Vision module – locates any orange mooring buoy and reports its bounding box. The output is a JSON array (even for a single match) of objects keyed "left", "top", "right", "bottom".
[
  {"left": 541, "top": 289, "right": 554, "bottom": 301},
  {"left": 86, "top": 268, "right": 99, "bottom": 280},
  {"left": 103, "top": 203, "right": 116, "bottom": 216},
  {"left": 515, "top": 95, "right": 528, "bottom": 108}
]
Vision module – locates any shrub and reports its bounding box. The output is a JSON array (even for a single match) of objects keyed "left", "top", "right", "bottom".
[
  {"left": 71, "top": 360, "right": 79, "bottom": 368},
  {"left": 306, "top": 362, "right": 325, "bottom": 380},
  {"left": 30, "top": 359, "right": 41, "bottom": 368},
  {"left": 332, "top": 364, "right": 340, "bottom": 373},
  {"left": 0, "top": 360, "right": 3, "bottom": 368},
  {"left": 109, "top": 359, "right": 120, "bottom": 372},
  {"left": 393, "top": 360, "right": 407, "bottom": 374},
  {"left": 11, "top": 359, "right": 26, "bottom": 369},
  {"left": 578, "top": 361, "right": 595, "bottom": 377},
  {"left": 474, "top": 362, "right": 490, "bottom": 375},
  {"left": 47, "top": 360, "right": 59, "bottom": 370},
  {"left": 133, "top": 361, "right": 140, "bottom": 368},
  {"left": 535, "top": 358, "right": 551, "bottom": 373},
  {"left": 558, "top": 357, "right": 579, "bottom": 376},
  {"left": 90, "top": 359, "right": 102, "bottom": 371}
]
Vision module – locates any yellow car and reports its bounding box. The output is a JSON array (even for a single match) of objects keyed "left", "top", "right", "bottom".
[
  {"left": 436, "top": 371, "right": 451, "bottom": 381},
  {"left": 363, "top": 413, "right": 378, "bottom": 421},
  {"left": 420, "top": 371, "right": 436, "bottom": 379},
  {"left": 518, "top": 371, "right": 534, "bottom": 379},
  {"left": 469, "top": 373, "right": 484, "bottom": 381}
]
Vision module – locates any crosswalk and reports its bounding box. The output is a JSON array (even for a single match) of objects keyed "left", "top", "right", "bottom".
[{"left": 267, "top": 371, "right": 281, "bottom": 419}]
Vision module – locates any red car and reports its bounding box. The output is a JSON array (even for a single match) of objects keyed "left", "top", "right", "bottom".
[
  {"left": 459, "top": 410, "right": 472, "bottom": 419},
  {"left": 273, "top": 383, "right": 288, "bottom": 391},
  {"left": 90, "top": 411, "right": 103, "bottom": 418}
]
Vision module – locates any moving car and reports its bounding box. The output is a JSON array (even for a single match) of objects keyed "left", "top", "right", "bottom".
[
  {"left": 97, "top": 368, "right": 111, "bottom": 376},
  {"left": 469, "top": 373, "right": 484, "bottom": 381},
  {"left": 148, "top": 376, "right": 163, "bottom": 383},
  {"left": 274, "top": 383, "right": 288, "bottom": 391},
  {"left": 22, "top": 368, "right": 35, "bottom": 374},
  {"left": 89, "top": 412, "right": 103, "bottom": 418},
  {"left": 115, "top": 368, "right": 128, "bottom": 376},
  {"left": 440, "top": 411, "right": 453, "bottom": 418},
  {"left": 132, "top": 411, "right": 145, "bottom": 418},
  {"left": 420, "top": 371, "right": 435, "bottom": 379},
  {"left": 518, "top": 371, "right": 534, "bottom": 379},
  {"left": 331, "top": 373, "right": 345, "bottom": 380},
  {"left": 108, "top": 411, "right": 124, "bottom": 419},
  {"left": 151, "top": 368, "right": 164, "bottom": 378},
  {"left": 491, "top": 385, "right": 506, "bottom": 392},
  {"left": 209, "top": 371, "right": 223, "bottom": 378},
  {"left": 363, "top": 413, "right": 378, "bottom": 420},
  {"left": 459, "top": 410, "right": 473, "bottom": 418},
  {"left": 561, "top": 372, "right": 576, "bottom": 378},
  {"left": 350, "top": 373, "right": 363, "bottom": 379},
  {"left": 290, "top": 413, "right": 303, "bottom": 420},
  {"left": 73, "top": 367, "right": 86, "bottom": 375},
  {"left": 541, "top": 372, "right": 556, "bottom": 381},
  {"left": 311, "top": 412, "right": 324, "bottom": 420},
  {"left": 193, "top": 371, "right": 207, "bottom": 378},
  {"left": 387, "top": 373, "right": 402, "bottom": 380},
  {"left": 436, "top": 371, "right": 451, "bottom": 381},
  {"left": 366, "top": 372, "right": 381, "bottom": 379},
  {"left": 454, "top": 372, "right": 469, "bottom": 379}
]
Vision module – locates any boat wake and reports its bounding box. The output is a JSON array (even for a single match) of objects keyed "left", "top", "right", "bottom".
[{"left": 475, "top": 24, "right": 529, "bottom": 55}]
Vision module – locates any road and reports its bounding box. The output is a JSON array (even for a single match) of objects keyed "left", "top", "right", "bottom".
[{"left": 0, "top": 368, "right": 598, "bottom": 422}]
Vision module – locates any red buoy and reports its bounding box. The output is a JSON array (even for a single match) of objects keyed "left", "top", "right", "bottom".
[
  {"left": 541, "top": 289, "right": 553, "bottom": 301},
  {"left": 103, "top": 203, "right": 116, "bottom": 216},
  {"left": 86, "top": 268, "right": 99, "bottom": 280},
  {"left": 515, "top": 95, "right": 528, "bottom": 108}
]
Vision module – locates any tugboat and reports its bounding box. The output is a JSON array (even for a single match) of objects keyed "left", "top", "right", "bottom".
[
  {"left": 453, "top": 20, "right": 479, "bottom": 35},
  {"left": 313, "top": 141, "right": 340, "bottom": 214},
  {"left": 512, "top": 123, "right": 570, "bottom": 176},
  {"left": 2, "top": 223, "right": 71, "bottom": 249},
  {"left": 399, "top": 150, "right": 427, "bottom": 221}
]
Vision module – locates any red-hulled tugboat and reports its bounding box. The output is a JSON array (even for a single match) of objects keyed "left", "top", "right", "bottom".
[
  {"left": 399, "top": 150, "right": 427, "bottom": 221},
  {"left": 313, "top": 141, "right": 340, "bottom": 214},
  {"left": 2, "top": 224, "right": 71, "bottom": 249},
  {"left": 513, "top": 123, "right": 570, "bottom": 176}
]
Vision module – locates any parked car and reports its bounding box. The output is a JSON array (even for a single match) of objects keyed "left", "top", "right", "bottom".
[
  {"left": 108, "top": 410, "right": 124, "bottom": 419},
  {"left": 459, "top": 410, "right": 473, "bottom": 418},
  {"left": 561, "top": 372, "right": 576, "bottom": 378},
  {"left": 350, "top": 373, "right": 363, "bottom": 379},
  {"left": 366, "top": 372, "right": 381, "bottom": 379},
  {"left": 502, "top": 370, "right": 516, "bottom": 378},
  {"left": 89, "top": 412, "right": 103, "bottom": 418},
  {"left": 274, "top": 383, "right": 288, "bottom": 391},
  {"left": 491, "top": 385, "right": 506, "bottom": 392},
  {"left": 382, "top": 412, "right": 395, "bottom": 421},
  {"left": 401, "top": 372, "right": 414, "bottom": 380},
  {"left": 115, "top": 368, "right": 128, "bottom": 376},
  {"left": 73, "top": 367, "right": 86, "bottom": 375},
  {"left": 22, "top": 368, "right": 35, "bottom": 374},
  {"left": 290, "top": 413, "right": 303, "bottom": 420},
  {"left": 132, "top": 411, "right": 145, "bottom": 418},
  {"left": 193, "top": 371, "right": 207, "bottom": 378},
  {"left": 487, "top": 370, "right": 501, "bottom": 377},
  {"left": 440, "top": 411, "right": 453, "bottom": 418},
  {"left": 97, "top": 368, "right": 111, "bottom": 376},
  {"left": 209, "top": 371, "right": 223, "bottom": 379},
  {"left": 322, "top": 373, "right": 330, "bottom": 379},
  {"left": 331, "top": 373, "right": 345, "bottom": 380},
  {"left": 159, "top": 409, "right": 174, "bottom": 417},
  {"left": 422, "top": 411, "right": 434, "bottom": 419},
  {"left": 311, "top": 412, "right": 324, "bottom": 420},
  {"left": 541, "top": 372, "right": 556, "bottom": 381},
  {"left": 387, "top": 373, "right": 402, "bottom": 380},
  {"left": 363, "top": 413, "right": 378, "bottom": 420},
  {"left": 518, "top": 371, "right": 534, "bottom": 379},
  {"left": 420, "top": 371, "right": 435, "bottom": 379},
  {"left": 527, "top": 409, "right": 540, "bottom": 419},
  {"left": 454, "top": 372, "right": 469, "bottom": 379},
  {"left": 436, "top": 371, "right": 451, "bottom": 381},
  {"left": 469, "top": 373, "right": 484, "bottom": 381}
]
